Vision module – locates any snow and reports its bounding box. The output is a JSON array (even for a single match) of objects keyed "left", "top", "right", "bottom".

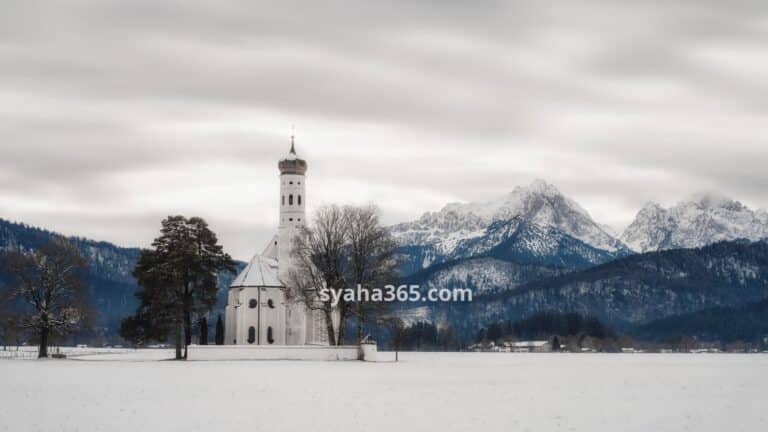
[
  {"left": 392, "top": 179, "right": 625, "bottom": 260},
  {"left": 621, "top": 195, "right": 768, "bottom": 252},
  {"left": 230, "top": 254, "right": 282, "bottom": 288},
  {"left": 1, "top": 352, "right": 766, "bottom": 432}
]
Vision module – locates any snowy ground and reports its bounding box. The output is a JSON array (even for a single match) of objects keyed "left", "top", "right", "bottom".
[{"left": 1, "top": 352, "right": 766, "bottom": 432}]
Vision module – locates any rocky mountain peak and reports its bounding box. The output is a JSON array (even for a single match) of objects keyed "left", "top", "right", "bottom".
[
  {"left": 620, "top": 194, "right": 768, "bottom": 252},
  {"left": 391, "top": 179, "right": 627, "bottom": 265}
]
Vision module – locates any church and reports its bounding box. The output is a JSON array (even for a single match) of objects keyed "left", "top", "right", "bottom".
[{"left": 223, "top": 138, "right": 328, "bottom": 346}]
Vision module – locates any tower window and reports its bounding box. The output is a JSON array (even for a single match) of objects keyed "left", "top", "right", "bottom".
[
  {"left": 298, "top": 195, "right": 302, "bottom": 206},
  {"left": 267, "top": 326, "right": 274, "bottom": 344},
  {"left": 249, "top": 299, "right": 257, "bottom": 309},
  {"left": 289, "top": 194, "right": 293, "bottom": 205},
  {"left": 282, "top": 195, "right": 285, "bottom": 206},
  {"left": 267, "top": 299, "right": 275, "bottom": 309},
  {"left": 289, "top": 218, "right": 293, "bottom": 222},
  {"left": 289, "top": 181, "right": 293, "bottom": 185},
  {"left": 247, "top": 326, "right": 256, "bottom": 344}
]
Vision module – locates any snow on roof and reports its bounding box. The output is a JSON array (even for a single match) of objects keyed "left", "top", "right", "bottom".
[
  {"left": 230, "top": 254, "right": 283, "bottom": 288},
  {"left": 261, "top": 234, "right": 278, "bottom": 259}
]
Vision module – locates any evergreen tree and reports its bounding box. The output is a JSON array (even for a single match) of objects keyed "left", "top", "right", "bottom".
[
  {"left": 122, "top": 216, "right": 235, "bottom": 359},
  {"left": 198, "top": 316, "right": 208, "bottom": 345},
  {"left": 215, "top": 314, "right": 224, "bottom": 345}
]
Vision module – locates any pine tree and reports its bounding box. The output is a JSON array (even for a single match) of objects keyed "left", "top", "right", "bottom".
[
  {"left": 215, "top": 314, "right": 224, "bottom": 345},
  {"left": 552, "top": 335, "right": 560, "bottom": 351},
  {"left": 198, "top": 316, "right": 208, "bottom": 345},
  {"left": 123, "top": 216, "right": 235, "bottom": 359}
]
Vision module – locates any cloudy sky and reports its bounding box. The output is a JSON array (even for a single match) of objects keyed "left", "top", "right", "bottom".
[{"left": 1, "top": 1, "right": 767, "bottom": 260}]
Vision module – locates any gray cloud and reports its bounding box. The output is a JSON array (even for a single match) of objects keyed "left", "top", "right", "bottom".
[{"left": 1, "top": 0, "right": 767, "bottom": 259}]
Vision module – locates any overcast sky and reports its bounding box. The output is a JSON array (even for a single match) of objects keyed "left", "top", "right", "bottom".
[{"left": 1, "top": 1, "right": 767, "bottom": 260}]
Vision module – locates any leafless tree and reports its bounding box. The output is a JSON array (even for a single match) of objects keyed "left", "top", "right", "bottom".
[
  {"left": 290, "top": 204, "right": 397, "bottom": 345},
  {"left": 345, "top": 205, "right": 397, "bottom": 342},
  {"left": 1, "top": 237, "right": 88, "bottom": 358},
  {"left": 290, "top": 205, "right": 349, "bottom": 345}
]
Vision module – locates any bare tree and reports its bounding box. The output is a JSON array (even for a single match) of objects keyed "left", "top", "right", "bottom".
[
  {"left": 345, "top": 205, "right": 397, "bottom": 342},
  {"left": 290, "top": 205, "right": 349, "bottom": 345},
  {"left": 290, "top": 204, "right": 396, "bottom": 345},
  {"left": 1, "top": 237, "right": 88, "bottom": 358}
]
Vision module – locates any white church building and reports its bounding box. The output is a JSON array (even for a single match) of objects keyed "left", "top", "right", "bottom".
[{"left": 223, "top": 138, "right": 328, "bottom": 346}]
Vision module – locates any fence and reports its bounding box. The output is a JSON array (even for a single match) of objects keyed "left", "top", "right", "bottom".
[{"left": 0, "top": 346, "right": 65, "bottom": 359}]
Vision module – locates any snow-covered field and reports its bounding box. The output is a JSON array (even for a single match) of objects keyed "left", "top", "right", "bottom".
[{"left": 1, "top": 352, "right": 766, "bottom": 432}]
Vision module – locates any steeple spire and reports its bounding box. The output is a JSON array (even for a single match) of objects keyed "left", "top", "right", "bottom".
[
  {"left": 278, "top": 126, "right": 307, "bottom": 174},
  {"left": 289, "top": 125, "right": 296, "bottom": 155}
]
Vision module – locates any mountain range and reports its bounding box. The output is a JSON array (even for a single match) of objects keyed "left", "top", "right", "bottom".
[
  {"left": 391, "top": 180, "right": 768, "bottom": 340},
  {"left": 2, "top": 179, "right": 767, "bottom": 344},
  {"left": 620, "top": 195, "right": 768, "bottom": 252},
  {"left": 394, "top": 180, "right": 768, "bottom": 274}
]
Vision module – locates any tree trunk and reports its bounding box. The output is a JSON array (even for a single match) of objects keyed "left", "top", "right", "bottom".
[
  {"left": 174, "top": 323, "right": 182, "bottom": 360},
  {"left": 183, "top": 312, "right": 191, "bottom": 360},
  {"left": 336, "top": 307, "right": 347, "bottom": 345},
  {"left": 324, "top": 308, "right": 336, "bottom": 346},
  {"left": 357, "top": 309, "right": 365, "bottom": 343},
  {"left": 38, "top": 327, "right": 49, "bottom": 358}
]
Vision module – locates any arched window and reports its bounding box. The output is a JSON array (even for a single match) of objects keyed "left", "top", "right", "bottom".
[
  {"left": 289, "top": 194, "right": 293, "bottom": 205},
  {"left": 247, "top": 326, "right": 256, "bottom": 344},
  {"left": 249, "top": 299, "right": 257, "bottom": 309},
  {"left": 298, "top": 195, "right": 302, "bottom": 206},
  {"left": 267, "top": 299, "right": 275, "bottom": 309},
  {"left": 267, "top": 326, "right": 274, "bottom": 344}
]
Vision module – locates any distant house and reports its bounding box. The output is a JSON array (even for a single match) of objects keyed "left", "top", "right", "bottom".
[{"left": 504, "top": 340, "right": 552, "bottom": 353}]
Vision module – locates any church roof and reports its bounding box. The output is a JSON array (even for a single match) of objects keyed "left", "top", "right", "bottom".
[
  {"left": 230, "top": 254, "right": 283, "bottom": 288},
  {"left": 278, "top": 135, "right": 307, "bottom": 174}
]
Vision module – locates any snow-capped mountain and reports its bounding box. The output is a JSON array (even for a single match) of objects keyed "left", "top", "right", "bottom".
[
  {"left": 620, "top": 194, "right": 768, "bottom": 252},
  {"left": 392, "top": 179, "right": 630, "bottom": 274}
]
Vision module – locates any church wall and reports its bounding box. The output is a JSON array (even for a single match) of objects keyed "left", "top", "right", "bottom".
[
  {"left": 286, "top": 301, "right": 307, "bottom": 345},
  {"left": 224, "top": 288, "right": 239, "bottom": 344},
  {"left": 258, "top": 287, "right": 286, "bottom": 345},
  {"left": 236, "top": 287, "right": 262, "bottom": 345},
  {"left": 187, "top": 344, "right": 366, "bottom": 361}
]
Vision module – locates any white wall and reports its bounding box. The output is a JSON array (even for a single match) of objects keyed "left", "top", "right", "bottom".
[{"left": 187, "top": 344, "right": 368, "bottom": 361}]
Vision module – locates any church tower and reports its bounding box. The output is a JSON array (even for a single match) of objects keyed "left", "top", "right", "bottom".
[
  {"left": 224, "top": 135, "right": 326, "bottom": 347},
  {"left": 277, "top": 135, "right": 307, "bottom": 282}
]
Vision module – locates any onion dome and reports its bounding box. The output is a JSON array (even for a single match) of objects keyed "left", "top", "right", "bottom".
[{"left": 278, "top": 135, "right": 307, "bottom": 175}]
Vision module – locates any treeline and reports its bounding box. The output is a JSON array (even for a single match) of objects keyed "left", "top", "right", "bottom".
[
  {"left": 477, "top": 311, "right": 615, "bottom": 343},
  {"left": 633, "top": 298, "right": 768, "bottom": 346},
  {"left": 378, "top": 321, "right": 462, "bottom": 351}
]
